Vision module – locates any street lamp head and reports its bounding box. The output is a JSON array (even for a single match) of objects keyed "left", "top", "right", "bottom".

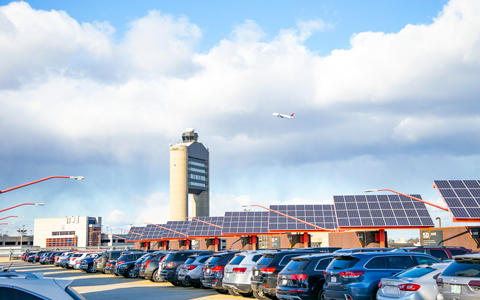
[
  {"left": 8, "top": 223, "right": 14, "bottom": 225},
  {"left": 71, "top": 176, "right": 85, "bottom": 180},
  {"left": 20, "top": 216, "right": 25, "bottom": 218},
  {"left": 364, "top": 189, "right": 378, "bottom": 193},
  {"left": 241, "top": 205, "right": 250, "bottom": 207},
  {"left": 36, "top": 203, "right": 45, "bottom": 206}
]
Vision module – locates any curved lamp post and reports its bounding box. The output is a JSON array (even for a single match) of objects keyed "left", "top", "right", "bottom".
[
  {"left": 0, "top": 203, "right": 44, "bottom": 213},
  {"left": 0, "top": 176, "right": 84, "bottom": 195},
  {"left": 0, "top": 216, "right": 24, "bottom": 221}
]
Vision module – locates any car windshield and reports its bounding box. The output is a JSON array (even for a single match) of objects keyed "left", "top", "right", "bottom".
[
  {"left": 330, "top": 256, "right": 360, "bottom": 270},
  {"left": 256, "top": 256, "right": 274, "bottom": 266},
  {"left": 442, "top": 259, "right": 480, "bottom": 277}
]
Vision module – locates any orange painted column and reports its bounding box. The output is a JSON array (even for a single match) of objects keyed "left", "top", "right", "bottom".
[
  {"left": 184, "top": 239, "right": 190, "bottom": 250},
  {"left": 251, "top": 235, "right": 257, "bottom": 250},
  {"left": 303, "top": 232, "right": 309, "bottom": 248},
  {"left": 379, "top": 229, "right": 385, "bottom": 248},
  {"left": 214, "top": 237, "right": 219, "bottom": 252}
]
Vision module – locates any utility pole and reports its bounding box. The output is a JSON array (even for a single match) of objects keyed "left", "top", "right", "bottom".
[{"left": 17, "top": 225, "right": 27, "bottom": 249}]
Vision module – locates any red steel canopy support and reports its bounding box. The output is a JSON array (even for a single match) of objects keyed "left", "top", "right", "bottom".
[{"left": 365, "top": 189, "right": 448, "bottom": 211}]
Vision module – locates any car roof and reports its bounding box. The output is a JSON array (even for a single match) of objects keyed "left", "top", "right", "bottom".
[
  {"left": 336, "top": 252, "right": 433, "bottom": 257},
  {"left": 292, "top": 253, "right": 335, "bottom": 260},
  {"left": 452, "top": 252, "right": 480, "bottom": 259}
]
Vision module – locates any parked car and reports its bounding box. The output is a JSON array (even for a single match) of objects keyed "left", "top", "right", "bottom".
[
  {"left": 25, "top": 252, "right": 38, "bottom": 263},
  {"left": 142, "top": 252, "right": 168, "bottom": 282},
  {"left": 104, "top": 260, "right": 117, "bottom": 275},
  {"left": 33, "top": 251, "right": 48, "bottom": 263},
  {"left": 202, "top": 251, "right": 239, "bottom": 294},
  {"left": 114, "top": 252, "right": 145, "bottom": 277},
  {"left": 177, "top": 253, "right": 212, "bottom": 288},
  {"left": 94, "top": 250, "right": 124, "bottom": 274},
  {"left": 276, "top": 253, "right": 335, "bottom": 300},
  {"left": 79, "top": 253, "right": 101, "bottom": 273},
  {"left": 323, "top": 252, "right": 441, "bottom": 300},
  {"left": 409, "top": 246, "right": 472, "bottom": 261},
  {"left": 0, "top": 268, "right": 86, "bottom": 299},
  {"left": 38, "top": 252, "right": 51, "bottom": 264},
  {"left": 115, "top": 253, "right": 147, "bottom": 278},
  {"left": 131, "top": 254, "right": 150, "bottom": 278},
  {"left": 70, "top": 253, "right": 92, "bottom": 270},
  {"left": 377, "top": 263, "right": 449, "bottom": 300},
  {"left": 251, "top": 249, "right": 324, "bottom": 300},
  {"left": 223, "top": 250, "right": 271, "bottom": 297},
  {"left": 56, "top": 252, "right": 74, "bottom": 266},
  {"left": 160, "top": 250, "right": 213, "bottom": 285},
  {"left": 436, "top": 252, "right": 480, "bottom": 300}
]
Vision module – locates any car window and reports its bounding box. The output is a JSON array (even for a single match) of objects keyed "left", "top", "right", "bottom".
[
  {"left": 413, "top": 256, "right": 439, "bottom": 265},
  {"left": 184, "top": 258, "right": 195, "bottom": 265},
  {"left": 442, "top": 259, "right": 480, "bottom": 277},
  {"left": 365, "top": 257, "right": 387, "bottom": 269},
  {"left": 330, "top": 256, "right": 360, "bottom": 270},
  {"left": 229, "top": 256, "right": 245, "bottom": 265},
  {"left": 252, "top": 255, "right": 263, "bottom": 263},
  {"left": 256, "top": 256, "right": 274, "bottom": 266},
  {"left": 173, "top": 253, "right": 191, "bottom": 261},
  {"left": 429, "top": 250, "right": 449, "bottom": 260},
  {"left": 395, "top": 267, "right": 437, "bottom": 278},
  {"left": 412, "top": 249, "right": 426, "bottom": 253},
  {"left": 284, "top": 260, "right": 309, "bottom": 271},
  {"left": 387, "top": 256, "right": 415, "bottom": 270},
  {"left": 207, "top": 256, "right": 223, "bottom": 264},
  {"left": 315, "top": 258, "right": 333, "bottom": 271},
  {"left": 279, "top": 255, "right": 299, "bottom": 266},
  {"left": 111, "top": 252, "right": 121, "bottom": 260},
  {"left": 449, "top": 250, "right": 468, "bottom": 256},
  {"left": 13, "top": 288, "right": 45, "bottom": 300},
  {"left": 199, "top": 257, "right": 209, "bottom": 263},
  {"left": 0, "top": 286, "right": 16, "bottom": 300}
]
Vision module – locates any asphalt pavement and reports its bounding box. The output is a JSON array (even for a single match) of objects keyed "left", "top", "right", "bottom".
[{"left": 0, "top": 260, "right": 240, "bottom": 300}]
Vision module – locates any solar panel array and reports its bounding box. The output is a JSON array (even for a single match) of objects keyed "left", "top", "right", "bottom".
[
  {"left": 162, "top": 221, "right": 191, "bottom": 238},
  {"left": 222, "top": 211, "right": 269, "bottom": 234},
  {"left": 269, "top": 205, "right": 337, "bottom": 231},
  {"left": 188, "top": 217, "right": 224, "bottom": 237},
  {"left": 142, "top": 224, "right": 165, "bottom": 240},
  {"left": 333, "top": 195, "right": 434, "bottom": 228},
  {"left": 434, "top": 180, "right": 480, "bottom": 219},
  {"left": 125, "top": 226, "right": 145, "bottom": 241}
]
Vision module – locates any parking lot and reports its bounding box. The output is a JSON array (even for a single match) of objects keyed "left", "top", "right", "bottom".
[{"left": 0, "top": 260, "right": 238, "bottom": 300}]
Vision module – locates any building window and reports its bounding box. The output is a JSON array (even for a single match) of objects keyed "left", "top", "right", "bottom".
[
  {"left": 189, "top": 161, "right": 207, "bottom": 168},
  {"left": 189, "top": 174, "right": 206, "bottom": 181},
  {"left": 188, "top": 167, "right": 206, "bottom": 174},
  {"left": 46, "top": 237, "right": 77, "bottom": 248},
  {"left": 258, "top": 235, "right": 269, "bottom": 249},
  {"left": 189, "top": 182, "right": 206, "bottom": 188},
  {"left": 52, "top": 231, "right": 75, "bottom": 236}
]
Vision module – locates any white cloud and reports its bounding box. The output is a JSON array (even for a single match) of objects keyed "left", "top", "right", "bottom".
[{"left": 105, "top": 209, "right": 129, "bottom": 226}]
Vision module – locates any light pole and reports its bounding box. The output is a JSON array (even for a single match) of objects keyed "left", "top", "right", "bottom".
[
  {"left": 0, "top": 216, "right": 25, "bottom": 221},
  {"left": 0, "top": 176, "right": 84, "bottom": 194},
  {"left": 0, "top": 203, "right": 44, "bottom": 213},
  {"left": 436, "top": 217, "right": 442, "bottom": 228},
  {"left": 17, "top": 225, "right": 27, "bottom": 249}
]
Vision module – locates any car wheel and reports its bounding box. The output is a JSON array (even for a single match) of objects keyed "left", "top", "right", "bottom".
[
  {"left": 216, "top": 289, "right": 229, "bottom": 294},
  {"left": 228, "top": 288, "right": 241, "bottom": 296},
  {"left": 170, "top": 281, "right": 180, "bottom": 286},
  {"left": 317, "top": 289, "right": 325, "bottom": 300},
  {"left": 89, "top": 264, "right": 97, "bottom": 274},
  {"left": 240, "top": 292, "right": 254, "bottom": 298},
  {"left": 150, "top": 269, "right": 161, "bottom": 282},
  {"left": 253, "top": 290, "right": 269, "bottom": 300},
  {"left": 191, "top": 282, "right": 201, "bottom": 288},
  {"left": 126, "top": 267, "right": 137, "bottom": 278}
]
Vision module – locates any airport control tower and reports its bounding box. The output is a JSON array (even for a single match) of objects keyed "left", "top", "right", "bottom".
[{"left": 169, "top": 128, "right": 210, "bottom": 221}]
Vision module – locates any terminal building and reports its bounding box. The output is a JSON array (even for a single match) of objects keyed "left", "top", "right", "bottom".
[
  {"left": 33, "top": 216, "right": 101, "bottom": 248},
  {"left": 170, "top": 128, "right": 209, "bottom": 221}
]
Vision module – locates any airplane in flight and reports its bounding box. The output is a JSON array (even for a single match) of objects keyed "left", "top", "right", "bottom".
[{"left": 273, "top": 113, "right": 294, "bottom": 119}]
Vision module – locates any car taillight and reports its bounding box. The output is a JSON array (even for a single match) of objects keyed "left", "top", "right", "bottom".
[
  {"left": 186, "top": 265, "right": 197, "bottom": 270},
  {"left": 76, "top": 261, "right": 80, "bottom": 264},
  {"left": 145, "top": 260, "right": 152, "bottom": 268},
  {"left": 233, "top": 268, "right": 247, "bottom": 274},
  {"left": 117, "top": 261, "right": 125, "bottom": 265},
  {"left": 212, "top": 266, "right": 224, "bottom": 273},
  {"left": 398, "top": 284, "right": 421, "bottom": 291},
  {"left": 166, "top": 262, "right": 175, "bottom": 268},
  {"left": 290, "top": 274, "right": 307, "bottom": 281},
  {"left": 159, "top": 256, "right": 166, "bottom": 262},
  {"left": 261, "top": 267, "right": 275, "bottom": 274},
  {"left": 339, "top": 271, "right": 364, "bottom": 278},
  {"left": 67, "top": 258, "right": 71, "bottom": 261},
  {"left": 436, "top": 278, "right": 443, "bottom": 287},
  {"left": 35, "top": 256, "right": 39, "bottom": 259},
  {"left": 72, "top": 258, "right": 77, "bottom": 261},
  {"left": 468, "top": 280, "right": 480, "bottom": 288},
  {"left": 107, "top": 262, "right": 112, "bottom": 267},
  {"left": 378, "top": 282, "right": 382, "bottom": 288}
]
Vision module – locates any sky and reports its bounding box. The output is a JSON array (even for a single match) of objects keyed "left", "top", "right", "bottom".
[{"left": 1, "top": 0, "right": 479, "bottom": 241}]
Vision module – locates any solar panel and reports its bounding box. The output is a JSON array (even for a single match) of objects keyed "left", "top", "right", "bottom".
[
  {"left": 333, "top": 194, "right": 434, "bottom": 228},
  {"left": 222, "top": 211, "right": 269, "bottom": 234},
  {"left": 162, "top": 221, "right": 191, "bottom": 239},
  {"left": 125, "top": 226, "right": 145, "bottom": 241},
  {"left": 434, "top": 180, "right": 480, "bottom": 220},
  {"left": 142, "top": 224, "right": 165, "bottom": 240},
  {"left": 188, "top": 217, "right": 224, "bottom": 237},
  {"left": 268, "top": 204, "right": 337, "bottom": 231}
]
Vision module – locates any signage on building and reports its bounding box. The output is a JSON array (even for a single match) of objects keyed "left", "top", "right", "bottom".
[
  {"left": 271, "top": 236, "right": 280, "bottom": 249},
  {"left": 422, "top": 229, "right": 444, "bottom": 246}
]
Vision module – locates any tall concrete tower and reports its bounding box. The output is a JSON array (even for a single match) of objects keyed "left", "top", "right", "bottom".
[{"left": 169, "top": 128, "right": 209, "bottom": 221}]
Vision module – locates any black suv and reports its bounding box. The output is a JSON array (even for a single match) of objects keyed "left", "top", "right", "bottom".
[
  {"left": 201, "top": 251, "right": 238, "bottom": 294},
  {"left": 114, "top": 252, "right": 145, "bottom": 276},
  {"left": 251, "top": 250, "right": 323, "bottom": 300},
  {"left": 409, "top": 246, "right": 472, "bottom": 260},
  {"left": 277, "top": 253, "right": 334, "bottom": 300},
  {"left": 142, "top": 252, "right": 168, "bottom": 282},
  {"left": 160, "top": 250, "right": 213, "bottom": 285}
]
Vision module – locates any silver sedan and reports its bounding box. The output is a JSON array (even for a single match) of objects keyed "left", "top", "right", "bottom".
[{"left": 377, "top": 263, "right": 450, "bottom": 300}]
